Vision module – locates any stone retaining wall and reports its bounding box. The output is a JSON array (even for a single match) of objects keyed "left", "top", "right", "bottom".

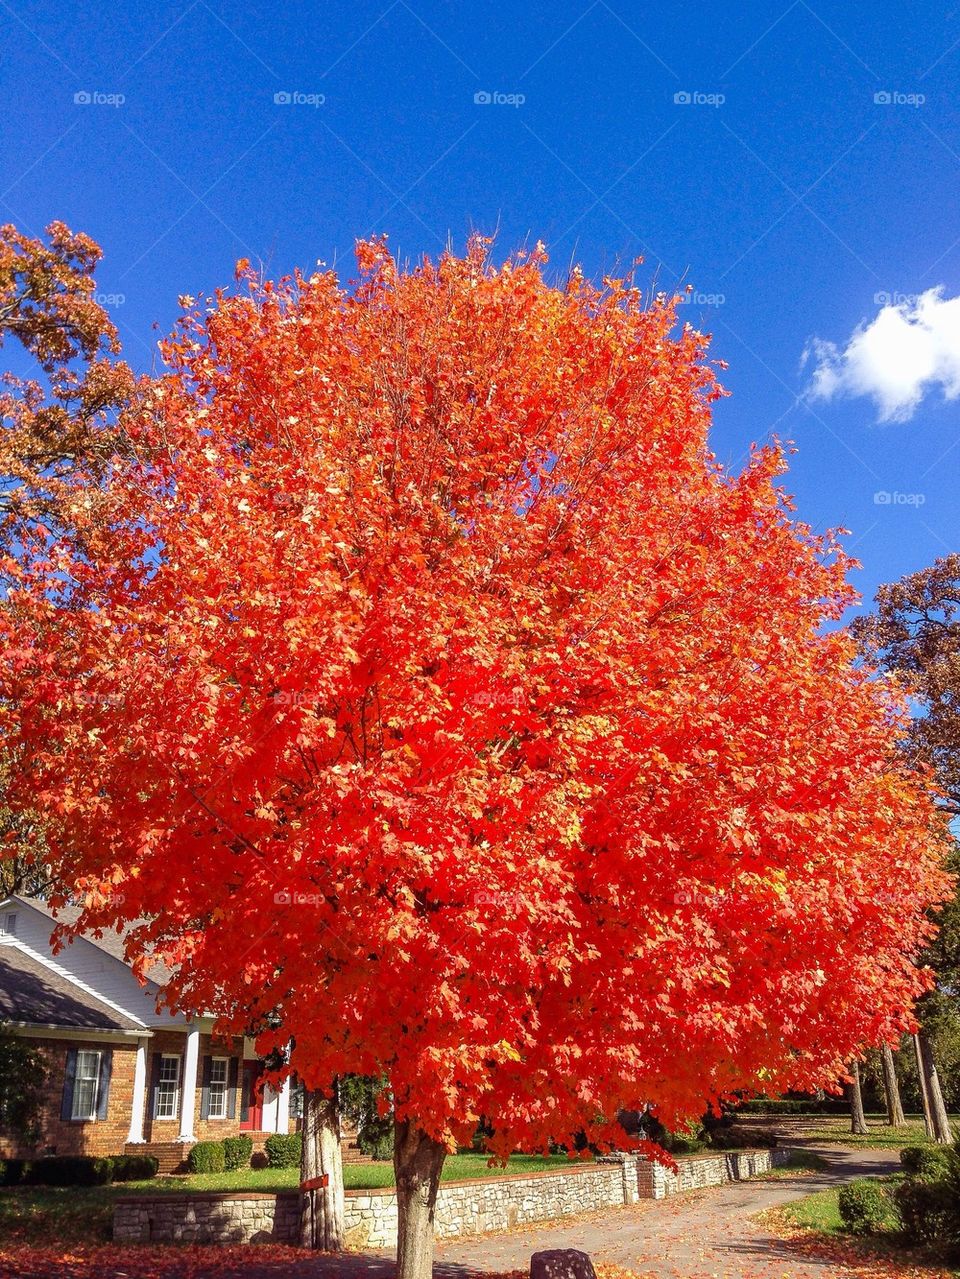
[{"left": 113, "top": 1147, "right": 793, "bottom": 1246}]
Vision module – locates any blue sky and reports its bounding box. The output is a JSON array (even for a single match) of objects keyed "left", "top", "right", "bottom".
[{"left": 2, "top": 1, "right": 958, "bottom": 616}]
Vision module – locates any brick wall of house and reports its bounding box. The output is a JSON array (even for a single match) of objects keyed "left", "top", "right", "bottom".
[{"left": 0, "top": 1037, "right": 139, "bottom": 1159}]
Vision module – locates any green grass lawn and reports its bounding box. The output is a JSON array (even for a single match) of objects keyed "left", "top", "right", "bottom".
[
  {"left": 752, "top": 1113, "right": 957, "bottom": 1151},
  {"left": 0, "top": 1152, "right": 575, "bottom": 1246}
]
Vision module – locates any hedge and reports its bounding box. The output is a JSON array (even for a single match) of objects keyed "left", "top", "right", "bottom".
[
  {"left": 27, "top": 1155, "right": 116, "bottom": 1186},
  {"left": 264, "top": 1132, "right": 302, "bottom": 1169},
  {"left": 734, "top": 1098, "right": 848, "bottom": 1115},
  {"left": 223, "top": 1135, "right": 253, "bottom": 1171},
  {"left": 188, "top": 1140, "right": 225, "bottom": 1174}
]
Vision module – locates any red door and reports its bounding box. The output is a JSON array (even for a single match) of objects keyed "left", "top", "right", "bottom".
[{"left": 239, "top": 1063, "right": 263, "bottom": 1131}]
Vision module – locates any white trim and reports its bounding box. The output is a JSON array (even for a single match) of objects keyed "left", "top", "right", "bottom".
[
  {"left": 156, "top": 1053, "right": 181, "bottom": 1121},
  {"left": 72, "top": 1048, "right": 102, "bottom": 1121},
  {"left": 5, "top": 1023, "right": 150, "bottom": 1044}
]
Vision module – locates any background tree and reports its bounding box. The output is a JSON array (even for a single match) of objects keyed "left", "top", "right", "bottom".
[
  {"left": 0, "top": 1024, "right": 47, "bottom": 1142},
  {"left": 855, "top": 559, "right": 960, "bottom": 1143},
  {"left": 0, "top": 220, "right": 134, "bottom": 899},
  {"left": 2, "top": 239, "right": 950, "bottom": 1279},
  {"left": 0, "top": 220, "right": 135, "bottom": 552},
  {"left": 879, "top": 1043, "right": 907, "bottom": 1128}
]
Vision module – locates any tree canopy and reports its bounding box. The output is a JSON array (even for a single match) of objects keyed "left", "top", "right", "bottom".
[{"left": 1, "top": 238, "right": 950, "bottom": 1163}]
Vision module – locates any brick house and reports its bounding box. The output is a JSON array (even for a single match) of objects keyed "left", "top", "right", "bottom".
[{"left": 0, "top": 895, "right": 297, "bottom": 1169}]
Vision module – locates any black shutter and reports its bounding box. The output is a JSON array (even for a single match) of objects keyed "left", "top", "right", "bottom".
[
  {"left": 149, "top": 1052, "right": 163, "bottom": 1119},
  {"left": 96, "top": 1050, "right": 113, "bottom": 1121},
  {"left": 60, "top": 1048, "right": 78, "bottom": 1120},
  {"left": 199, "top": 1055, "right": 212, "bottom": 1120},
  {"left": 227, "top": 1057, "right": 239, "bottom": 1120}
]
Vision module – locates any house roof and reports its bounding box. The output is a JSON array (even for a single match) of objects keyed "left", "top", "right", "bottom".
[
  {"left": 19, "top": 897, "right": 171, "bottom": 986},
  {"left": 0, "top": 944, "right": 145, "bottom": 1033}
]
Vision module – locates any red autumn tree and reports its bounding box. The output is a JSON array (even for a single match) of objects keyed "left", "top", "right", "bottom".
[{"left": 1, "top": 238, "right": 950, "bottom": 1279}]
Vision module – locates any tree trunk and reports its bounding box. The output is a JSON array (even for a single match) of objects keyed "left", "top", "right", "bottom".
[
  {"left": 879, "top": 1043, "right": 906, "bottom": 1127},
  {"left": 914, "top": 1033, "right": 935, "bottom": 1138},
  {"left": 848, "top": 1059, "right": 869, "bottom": 1135},
  {"left": 394, "top": 1118, "right": 447, "bottom": 1279},
  {"left": 915, "top": 1026, "right": 954, "bottom": 1144},
  {"left": 299, "top": 1085, "right": 345, "bottom": 1250}
]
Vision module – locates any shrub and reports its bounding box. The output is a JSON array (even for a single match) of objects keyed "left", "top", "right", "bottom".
[
  {"left": 357, "top": 1128, "right": 394, "bottom": 1160},
  {"left": 838, "top": 1178, "right": 894, "bottom": 1234},
  {"left": 0, "top": 1158, "right": 28, "bottom": 1185},
  {"left": 895, "top": 1177, "right": 955, "bottom": 1244},
  {"left": 187, "top": 1141, "right": 225, "bottom": 1174},
  {"left": 27, "top": 1155, "right": 114, "bottom": 1186},
  {"left": 264, "top": 1133, "right": 302, "bottom": 1169},
  {"left": 900, "top": 1145, "right": 951, "bottom": 1179},
  {"left": 710, "top": 1127, "right": 779, "bottom": 1150},
  {"left": 110, "top": 1154, "right": 159, "bottom": 1181},
  {"left": 223, "top": 1135, "right": 253, "bottom": 1171}
]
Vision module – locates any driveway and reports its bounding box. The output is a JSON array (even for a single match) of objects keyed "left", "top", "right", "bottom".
[{"left": 432, "top": 1145, "right": 899, "bottom": 1277}]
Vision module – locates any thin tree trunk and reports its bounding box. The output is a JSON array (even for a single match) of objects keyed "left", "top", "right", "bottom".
[
  {"left": 848, "top": 1060, "right": 869, "bottom": 1135},
  {"left": 880, "top": 1043, "right": 906, "bottom": 1127},
  {"left": 394, "top": 1118, "right": 447, "bottom": 1279},
  {"left": 915, "top": 1026, "right": 954, "bottom": 1145},
  {"left": 299, "top": 1085, "right": 345, "bottom": 1250},
  {"left": 914, "top": 1032, "right": 935, "bottom": 1138}
]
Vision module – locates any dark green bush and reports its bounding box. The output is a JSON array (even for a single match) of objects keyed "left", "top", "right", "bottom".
[
  {"left": 264, "top": 1132, "right": 302, "bottom": 1169},
  {"left": 710, "top": 1127, "right": 779, "bottom": 1150},
  {"left": 900, "top": 1146, "right": 951, "bottom": 1179},
  {"left": 838, "top": 1178, "right": 894, "bottom": 1234},
  {"left": 895, "top": 1176, "right": 954, "bottom": 1244},
  {"left": 223, "top": 1135, "right": 253, "bottom": 1171},
  {"left": 0, "top": 1158, "right": 28, "bottom": 1185},
  {"left": 357, "top": 1128, "right": 393, "bottom": 1160},
  {"left": 27, "top": 1155, "right": 114, "bottom": 1186},
  {"left": 187, "top": 1140, "right": 225, "bottom": 1174},
  {"left": 110, "top": 1154, "right": 159, "bottom": 1181},
  {"left": 735, "top": 1098, "right": 848, "bottom": 1115}
]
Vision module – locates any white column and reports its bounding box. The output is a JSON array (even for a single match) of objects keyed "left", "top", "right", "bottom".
[
  {"left": 178, "top": 1026, "right": 201, "bottom": 1142},
  {"left": 275, "top": 1074, "right": 291, "bottom": 1134},
  {"left": 126, "top": 1037, "right": 149, "bottom": 1144}
]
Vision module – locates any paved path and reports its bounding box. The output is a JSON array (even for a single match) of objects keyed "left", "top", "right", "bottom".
[{"left": 431, "top": 1145, "right": 898, "bottom": 1277}]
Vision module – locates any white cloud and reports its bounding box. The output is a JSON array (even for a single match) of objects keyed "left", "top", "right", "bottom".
[{"left": 804, "top": 286, "right": 960, "bottom": 422}]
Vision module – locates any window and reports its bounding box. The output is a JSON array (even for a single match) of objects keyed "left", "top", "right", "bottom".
[
  {"left": 156, "top": 1054, "right": 181, "bottom": 1120},
  {"left": 208, "top": 1057, "right": 229, "bottom": 1119},
  {"left": 0, "top": 912, "right": 16, "bottom": 935},
  {"left": 72, "top": 1049, "right": 102, "bottom": 1120}
]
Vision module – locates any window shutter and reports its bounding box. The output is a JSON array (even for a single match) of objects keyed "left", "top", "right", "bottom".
[
  {"left": 96, "top": 1050, "right": 113, "bottom": 1121},
  {"left": 199, "top": 1055, "right": 212, "bottom": 1120},
  {"left": 60, "top": 1048, "right": 78, "bottom": 1120},
  {"left": 149, "top": 1052, "right": 163, "bottom": 1119},
  {"left": 227, "top": 1058, "right": 239, "bottom": 1121},
  {"left": 239, "top": 1062, "right": 249, "bottom": 1123}
]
